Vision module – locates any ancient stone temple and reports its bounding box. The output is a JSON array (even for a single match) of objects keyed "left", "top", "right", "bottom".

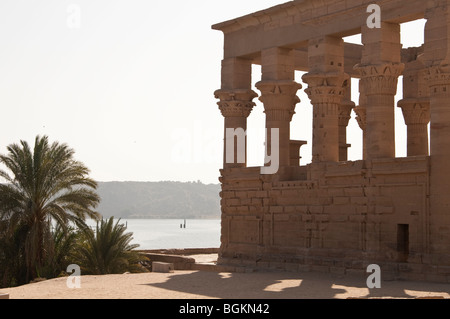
[{"left": 213, "top": 0, "right": 450, "bottom": 282}]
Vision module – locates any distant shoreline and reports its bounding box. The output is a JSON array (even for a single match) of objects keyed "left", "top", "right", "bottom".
[
  {"left": 86, "top": 219, "right": 221, "bottom": 250},
  {"left": 97, "top": 182, "right": 221, "bottom": 220}
]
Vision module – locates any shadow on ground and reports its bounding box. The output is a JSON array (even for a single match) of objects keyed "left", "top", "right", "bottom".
[{"left": 143, "top": 270, "right": 450, "bottom": 299}]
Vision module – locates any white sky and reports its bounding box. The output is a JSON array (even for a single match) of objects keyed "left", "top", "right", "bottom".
[{"left": 0, "top": 1, "right": 426, "bottom": 184}]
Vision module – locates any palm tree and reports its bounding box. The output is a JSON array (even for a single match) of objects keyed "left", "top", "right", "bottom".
[
  {"left": 51, "top": 224, "right": 80, "bottom": 273},
  {"left": 0, "top": 135, "right": 101, "bottom": 283},
  {"left": 75, "top": 217, "right": 148, "bottom": 275},
  {"left": 0, "top": 221, "right": 28, "bottom": 287},
  {"left": 38, "top": 224, "right": 81, "bottom": 280}
]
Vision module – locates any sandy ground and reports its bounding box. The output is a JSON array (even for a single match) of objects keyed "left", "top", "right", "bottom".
[
  {"left": 2, "top": 254, "right": 450, "bottom": 299},
  {"left": 2, "top": 267, "right": 450, "bottom": 299}
]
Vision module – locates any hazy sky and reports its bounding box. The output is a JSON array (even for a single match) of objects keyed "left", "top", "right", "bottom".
[{"left": 0, "top": 1, "right": 426, "bottom": 184}]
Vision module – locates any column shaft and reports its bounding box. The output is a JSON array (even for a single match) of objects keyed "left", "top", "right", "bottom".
[
  {"left": 423, "top": 2, "right": 450, "bottom": 254},
  {"left": 398, "top": 99, "right": 430, "bottom": 157},
  {"left": 399, "top": 49, "right": 430, "bottom": 157},
  {"left": 407, "top": 124, "right": 429, "bottom": 156},
  {"left": 303, "top": 36, "right": 348, "bottom": 163},
  {"left": 339, "top": 125, "right": 349, "bottom": 161},
  {"left": 356, "top": 22, "right": 404, "bottom": 160},
  {"left": 290, "top": 140, "right": 307, "bottom": 166},
  {"left": 307, "top": 93, "right": 341, "bottom": 162},
  {"left": 215, "top": 57, "right": 257, "bottom": 169},
  {"left": 366, "top": 91, "right": 397, "bottom": 158},
  {"left": 339, "top": 82, "right": 355, "bottom": 162},
  {"left": 424, "top": 66, "right": 450, "bottom": 254},
  {"left": 256, "top": 81, "right": 302, "bottom": 167},
  {"left": 215, "top": 90, "right": 257, "bottom": 169},
  {"left": 257, "top": 48, "right": 301, "bottom": 168},
  {"left": 355, "top": 80, "right": 368, "bottom": 160}
]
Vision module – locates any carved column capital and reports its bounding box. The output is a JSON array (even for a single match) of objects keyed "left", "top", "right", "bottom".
[
  {"left": 255, "top": 80, "right": 302, "bottom": 121},
  {"left": 339, "top": 101, "right": 356, "bottom": 127},
  {"left": 214, "top": 89, "right": 258, "bottom": 118},
  {"left": 398, "top": 99, "right": 431, "bottom": 126},
  {"left": 354, "top": 106, "right": 367, "bottom": 131},
  {"left": 302, "top": 73, "right": 349, "bottom": 106},
  {"left": 355, "top": 63, "right": 405, "bottom": 96}
]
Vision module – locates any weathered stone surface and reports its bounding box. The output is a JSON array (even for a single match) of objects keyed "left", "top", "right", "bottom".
[
  {"left": 152, "top": 262, "right": 175, "bottom": 273},
  {"left": 213, "top": 0, "right": 450, "bottom": 283}
]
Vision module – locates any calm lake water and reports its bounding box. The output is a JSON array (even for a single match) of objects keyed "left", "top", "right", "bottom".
[{"left": 87, "top": 219, "right": 221, "bottom": 250}]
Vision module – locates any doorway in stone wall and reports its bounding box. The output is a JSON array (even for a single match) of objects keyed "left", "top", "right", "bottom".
[{"left": 397, "top": 224, "right": 410, "bottom": 262}]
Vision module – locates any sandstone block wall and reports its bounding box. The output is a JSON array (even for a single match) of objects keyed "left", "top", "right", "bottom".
[{"left": 218, "top": 157, "right": 450, "bottom": 282}]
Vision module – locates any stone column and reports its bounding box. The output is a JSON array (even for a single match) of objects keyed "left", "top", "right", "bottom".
[
  {"left": 215, "top": 57, "right": 258, "bottom": 169},
  {"left": 256, "top": 48, "right": 302, "bottom": 168},
  {"left": 339, "top": 81, "right": 356, "bottom": 162},
  {"left": 422, "top": 2, "right": 450, "bottom": 255},
  {"left": 398, "top": 50, "right": 430, "bottom": 157},
  {"left": 355, "top": 81, "right": 368, "bottom": 160},
  {"left": 398, "top": 99, "right": 430, "bottom": 157},
  {"left": 290, "top": 140, "right": 308, "bottom": 166},
  {"left": 303, "top": 36, "right": 348, "bottom": 163},
  {"left": 424, "top": 66, "right": 450, "bottom": 255},
  {"left": 355, "top": 23, "right": 404, "bottom": 160}
]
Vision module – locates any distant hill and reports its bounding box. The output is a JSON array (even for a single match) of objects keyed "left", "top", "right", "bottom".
[{"left": 96, "top": 181, "right": 221, "bottom": 219}]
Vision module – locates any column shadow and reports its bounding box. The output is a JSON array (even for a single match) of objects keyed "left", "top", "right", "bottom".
[
  {"left": 143, "top": 270, "right": 450, "bottom": 299},
  {"left": 144, "top": 270, "right": 354, "bottom": 299}
]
